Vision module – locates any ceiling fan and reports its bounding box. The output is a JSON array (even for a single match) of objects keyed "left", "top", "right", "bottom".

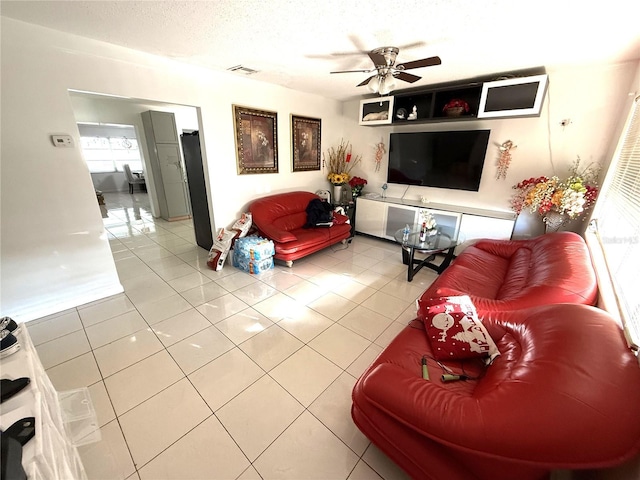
[{"left": 331, "top": 46, "right": 441, "bottom": 95}]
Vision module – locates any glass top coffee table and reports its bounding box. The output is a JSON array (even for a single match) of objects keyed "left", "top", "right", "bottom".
[{"left": 393, "top": 226, "right": 462, "bottom": 282}]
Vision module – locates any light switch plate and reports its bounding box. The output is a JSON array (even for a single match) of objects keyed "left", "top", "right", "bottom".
[{"left": 51, "top": 135, "right": 74, "bottom": 147}]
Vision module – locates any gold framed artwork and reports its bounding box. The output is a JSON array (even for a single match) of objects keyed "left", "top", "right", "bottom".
[
  {"left": 291, "top": 115, "right": 321, "bottom": 172},
  {"left": 233, "top": 105, "right": 278, "bottom": 174}
]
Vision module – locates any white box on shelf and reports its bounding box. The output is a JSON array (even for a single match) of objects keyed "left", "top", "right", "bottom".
[{"left": 359, "top": 96, "right": 394, "bottom": 125}]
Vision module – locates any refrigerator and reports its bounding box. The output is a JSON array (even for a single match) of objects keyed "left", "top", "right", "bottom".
[{"left": 180, "top": 131, "right": 214, "bottom": 250}]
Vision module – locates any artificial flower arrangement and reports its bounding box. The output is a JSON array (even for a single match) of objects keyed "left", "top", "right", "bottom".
[
  {"left": 419, "top": 211, "right": 437, "bottom": 230},
  {"left": 324, "top": 139, "right": 362, "bottom": 185},
  {"left": 511, "top": 157, "right": 600, "bottom": 220},
  {"left": 349, "top": 176, "right": 367, "bottom": 196},
  {"left": 442, "top": 99, "right": 470, "bottom": 116}
]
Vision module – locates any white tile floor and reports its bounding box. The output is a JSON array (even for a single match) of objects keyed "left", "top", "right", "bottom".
[{"left": 29, "top": 191, "right": 441, "bottom": 480}]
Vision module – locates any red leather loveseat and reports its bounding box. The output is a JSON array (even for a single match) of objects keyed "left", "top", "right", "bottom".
[
  {"left": 419, "top": 232, "right": 598, "bottom": 313},
  {"left": 351, "top": 233, "right": 640, "bottom": 478},
  {"left": 352, "top": 304, "right": 640, "bottom": 480},
  {"left": 249, "top": 191, "right": 351, "bottom": 266}
]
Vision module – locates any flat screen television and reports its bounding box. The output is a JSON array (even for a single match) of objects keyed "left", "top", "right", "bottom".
[{"left": 387, "top": 129, "right": 490, "bottom": 191}]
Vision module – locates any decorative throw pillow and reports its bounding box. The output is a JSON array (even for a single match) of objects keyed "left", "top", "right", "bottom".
[
  {"left": 332, "top": 213, "right": 349, "bottom": 225},
  {"left": 419, "top": 295, "right": 500, "bottom": 362}
]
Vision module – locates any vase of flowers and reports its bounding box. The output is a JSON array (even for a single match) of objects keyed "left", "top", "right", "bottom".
[
  {"left": 325, "top": 139, "right": 362, "bottom": 201},
  {"left": 349, "top": 176, "right": 367, "bottom": 197},
  {"left": 443, "top": 99, "right": 470, "bottom": 117},
  {"left": 419, "top": 211, "right": 438, "bottom": 234},
  {"left": 511, "top": 157, "right": 600, "bottom": 232}
]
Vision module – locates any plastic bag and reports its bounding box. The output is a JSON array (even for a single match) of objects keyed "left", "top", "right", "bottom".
[
  {"left": 207, "top": 228, "right": 235, "bottom": 271},
  {"left": 231, "top": 212, "right": 253, "bottom": 239}
]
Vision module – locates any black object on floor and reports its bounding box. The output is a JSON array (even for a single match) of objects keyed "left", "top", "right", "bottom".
[
  {"left": 1, "top": 434, "right": 27, "bottom": 480},
  {"left": 0, "top": 317, "right": 21, "bottom": 335},
  {"left": 0, "top": 378, "right": 30, "bottom": 404},
  {"left": 0, "top": 317, "right": 20, "bottom": 335},
  {"left": 2, "top": 418, "right": 35, "bottom": 447},
  {"left": 0, "top": 331, "right": 19, "bottom": 359}
]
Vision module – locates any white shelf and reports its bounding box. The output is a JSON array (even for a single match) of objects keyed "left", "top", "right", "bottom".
[{"left": 0, "top": 327, "right": 89, "bottom": 480}]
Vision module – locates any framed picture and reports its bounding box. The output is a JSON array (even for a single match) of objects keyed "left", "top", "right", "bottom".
[
  {"left": 233, "top": 105, "right": 278, "bottom": 174},
  {"left": 291, "top": 115, "right": 321, "bottom": 172},
  {"left": 359, "top": 96, "right": 394, "bottom": 125}
]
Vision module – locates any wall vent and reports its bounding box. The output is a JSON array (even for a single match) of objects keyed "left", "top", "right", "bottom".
[{"left": 227, "top": 65, "right": 258, "bottom": 75}]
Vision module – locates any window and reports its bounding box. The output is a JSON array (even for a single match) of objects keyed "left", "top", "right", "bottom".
[
  {"left": 592, "top": 95, "right": 640, "bottom": 352},
  {"left": 78, "top": 123, "right": 143, "bottom": 173}
]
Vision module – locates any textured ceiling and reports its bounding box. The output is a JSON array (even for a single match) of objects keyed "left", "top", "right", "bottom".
[{"left": 2, "top": 0, "right": 640, "bottom": 100}]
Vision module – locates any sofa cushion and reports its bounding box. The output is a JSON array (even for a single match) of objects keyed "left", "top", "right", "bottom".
[
  {"left": 420, "top": 232, "right": 598, "bottom": 313},
  {"left": 352, "top": 304, "right": 640, "bottom": 479},
  {"left": 274, "top": 227, "right": 332, "bottom": 255},
  {"left": 258, "top": 223, "right": 297, "bottom": 243},
  {"left": 273, "top": 212, "right": 308, "bottom": 233},
  {"left": 419, "top": 295, "right": 499, "bottom": 361},
  {"left": 251, "top": 191, "right": 318, "bottom": 228}
]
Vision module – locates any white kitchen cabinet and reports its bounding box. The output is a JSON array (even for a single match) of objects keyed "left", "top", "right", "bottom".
[{"left": 141, "top": 111, "right": 191, "bottom": 221}]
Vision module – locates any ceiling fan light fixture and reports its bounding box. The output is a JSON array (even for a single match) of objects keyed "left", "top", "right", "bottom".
[
  {"left": 378, "top": 77, "right": 389, "bottom": 95},
  {"left": 367, "top": 76, "right": 380, "bottom": 94},
  {"left": 331, "top": 45, "right": 440, "bottom": 94},
  {"left": 379, "top": 72, "right": 397, "bottom": 96},
  {"left": 384, "top": 73, "right": 397, "bottom": 93}
]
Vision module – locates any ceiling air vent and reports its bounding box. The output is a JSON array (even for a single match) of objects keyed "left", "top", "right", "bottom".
[{"left": 227, "top": 65, "right": 258, "bottom": 75}]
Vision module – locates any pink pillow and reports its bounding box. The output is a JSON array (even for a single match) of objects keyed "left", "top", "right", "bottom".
[{"left": 419, "top": 295, "right": 500, "bottom": 362}]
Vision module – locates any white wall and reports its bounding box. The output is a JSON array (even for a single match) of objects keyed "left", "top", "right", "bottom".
[
  {"left": 0, "top": 18, "right": 344, "bottom": 321},
  {"left": 341, "top": 62, "right": 639, "bottom": 238},
  {"left": 1, "top": 16, "right": 637, "bottom": 321}
]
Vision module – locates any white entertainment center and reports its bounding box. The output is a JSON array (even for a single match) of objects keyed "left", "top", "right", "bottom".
[{"left": 355, "top": 196, "right": 516, "bottom": 250}]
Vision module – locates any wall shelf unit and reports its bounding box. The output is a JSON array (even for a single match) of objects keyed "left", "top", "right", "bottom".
[
  {"left": 393, "top": 83, "right": 483, "bottom": 124},
  {"left": 360, "top": 68, "right": 547, "bottom": 126}
]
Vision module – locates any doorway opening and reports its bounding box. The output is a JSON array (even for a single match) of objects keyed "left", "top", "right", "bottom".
[{"left": 68, "top": 90, "right": 215, "bottom": 251}]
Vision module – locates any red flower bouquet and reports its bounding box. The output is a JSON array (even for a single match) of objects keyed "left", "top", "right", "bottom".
[
  {"left": 443, "top": 99, "right": 469, "bottom": 116},
  {"left": 349, "top": 176, "right": 367, "bottom": 197}
]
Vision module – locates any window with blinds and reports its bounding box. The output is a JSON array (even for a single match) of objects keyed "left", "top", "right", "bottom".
[
  {"left": 77, "top": 123, "right": 143, "bottom": 173},
  {"left": 592, "top": 95, "right": 640, "bottom": 352}
]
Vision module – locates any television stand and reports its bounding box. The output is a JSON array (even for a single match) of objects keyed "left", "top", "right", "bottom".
[{"left": 355, "top": 196, "right": 516, "bottom": 254}]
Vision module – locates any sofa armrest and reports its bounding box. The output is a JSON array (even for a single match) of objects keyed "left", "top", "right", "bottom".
[
  {"left": 258, "top": 223, "right": 297, "bottom": 243},
  {"left": 357, "top": 363, "right": 490, "bottom": 453},
  {"left": 358, "top": 362, "right": 605, "bottom": 464},
  {"left": 356, "top": 314, "right": 640, "bottom": 467}
]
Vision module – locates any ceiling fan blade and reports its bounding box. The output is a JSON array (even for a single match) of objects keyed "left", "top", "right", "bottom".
[
  {"left": 397, "top": 40, "right": 427, "bottom": 51},
  {"left": 397, "top": 56, "right": 442, "bottom": 70},
  {"left": 368, "top": 50, "right": 387, "bottom": 67},
  {"left": 357, "top": 75, "right": 376, "bottom": 87},
  {"left": 330, "top": 69, "right": 374, "bottom": 74},
  {"left": 395, "top": 71, "right": 421, "bottom": 83}
]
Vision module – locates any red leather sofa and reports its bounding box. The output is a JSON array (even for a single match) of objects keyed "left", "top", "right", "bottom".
[
  {"left": 352, "top": 233, "right": 640, "bottom": 478},
  {"left": 249, "top": 191, "right": 351, "bottom": 266},
  {"left": 420, "top": 232, "right": 598, "bottom": 313},
  {"left": 352, "top": 304, "right": 640, "bottom": 480}
]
